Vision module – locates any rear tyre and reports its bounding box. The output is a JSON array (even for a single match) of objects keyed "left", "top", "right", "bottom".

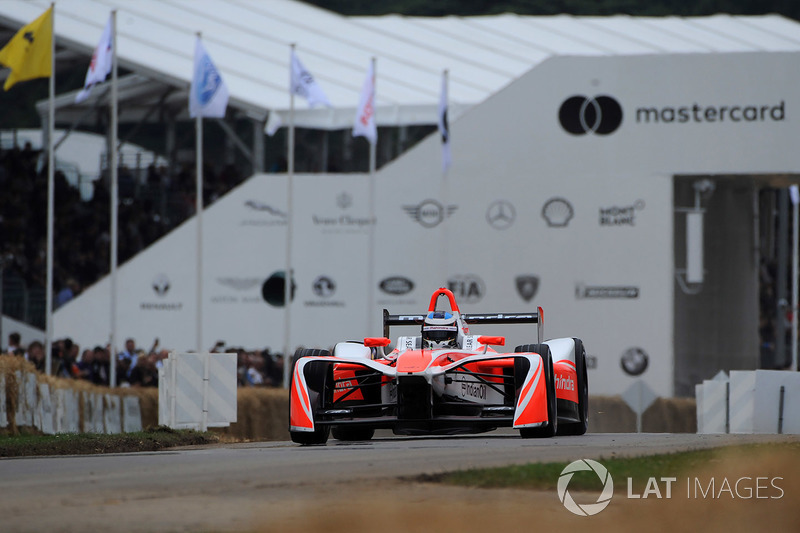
[
  {"left": 331, "top": 426, "right": 375, "bottom": 441},
  {"left": 557, "top": 339, "right": 589, "bottom": 436},
  {"left": 515, "top": 344, "right": 557, "bottom": 438},
  {"left": 289, "top": 348, "right": 332, "bottom": 445}
]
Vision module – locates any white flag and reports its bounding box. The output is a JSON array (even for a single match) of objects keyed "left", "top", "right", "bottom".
[
  {"left": 290, "top": 49, "right": 330, "bottom": 108},
  {"left": 264, "top": 110, "right": 283, "bottom": 136},
  {"left": 438, "top": 71, "right": 451, "bottom": 172},
  {"left": 352, "top": 61, "right": 377, "bottom": 145},
  {"left": 75, "top": 15, "right": 113, "bottom": 103},
  {"left": 189, "top": 37, "right": 229, "bottom": 118}
]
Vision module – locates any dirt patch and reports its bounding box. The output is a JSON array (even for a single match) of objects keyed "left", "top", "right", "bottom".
[{"left": 248, "top": 445, "right": 799, "bottom": 532}]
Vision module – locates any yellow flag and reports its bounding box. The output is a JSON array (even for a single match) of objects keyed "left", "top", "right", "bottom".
[{"left": 0, "top": 6, "right": 53, "bottom": 90}]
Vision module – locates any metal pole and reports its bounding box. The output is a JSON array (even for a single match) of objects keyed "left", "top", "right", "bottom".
[
  {"left": 778, "top": 385, "right": 785, "bottom": 434},
  {"left": 195, "top": 32, "right": 204, "bottom": 355},
  {"left": 791, "top": 185, "right": 798, "bottom": 372},
  {"left": 109, "top": 10, "right": 119, "bottom": 387},
  {"left": 367, "top": 56, "right": 376, "bottom": 336},
  {"left": 45, "top": 3, "right": 55, "bottom": 375},
  {"left": 283, "top": 43, "right": 296, "bottom": 388}
]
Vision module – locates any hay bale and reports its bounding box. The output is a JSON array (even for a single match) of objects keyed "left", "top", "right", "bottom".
[{"left": 224, "top": 388, "right": 290, "bottom": 441}]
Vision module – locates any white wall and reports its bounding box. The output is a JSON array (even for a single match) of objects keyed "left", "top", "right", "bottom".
[{"left": 55, "top": 50, "right": 800, "bottom": 397}]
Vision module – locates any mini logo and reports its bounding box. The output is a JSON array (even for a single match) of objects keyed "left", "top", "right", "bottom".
[
  {"left": 403, "top": 199, "right": 457, "bottom": 228},
  {"left": 336, "top": 192, "right": 352, "bottom": 210},
  {"left": 600, "top": 200, "right": 645, "bottom": 226},
  {"left": 447, "top": 275, "right": 485, "bottom": 304},
  {"left": 558, "top": 459, "right": 614, "bottom": 516},
  {"left": 516, "top": 275, "right": 539, "bottom": 302},
  {"left": 312, "top": 276, "right": 336, "bottom": 298},
  {"left": 542, "top": 198, "right": 574, "bottom": 227},
  {"left": 559, "top": 95, "right": 623, "bottom": 135},
  {"left": 486, "top": 200, "right": 516, "bottom": 230},
  {"left": 620, "top": 347, "right": 649, "bottom": 376},
  {"left": 152, "top": 274, "right": 170, "bottom": 297},
  {"left": 379, "top": 276, "right": 414, "bottom": 296}
]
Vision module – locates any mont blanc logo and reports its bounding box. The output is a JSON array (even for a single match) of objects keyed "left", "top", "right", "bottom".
[
  {"left": 312, "top": 276, "right": 336, "bottom": 298},
  {"left": 152, "top": 274, "right": 170, "bottom": 297},
  {"left": 559, "top": 95, "right": 623, "bottom": 135},
  {"left": 447, "top": 275, "right": 485, "bottom": 304},
  {"left": 379, "top": 276, "right": 414, "bottom": 296},
  {"left": 542, "top": 197, "right": 574, "bottom": 227},
  {"left": 600, "top": 200, "right": 645, "bottom": 226},
  {"left": 515, "top": 275, "right": 539, "bottom": 302},
  {"left": 486, "top": 200, "right": 516, "bottom": 230},
  {"left": 403, "top": 199, "right": 457, "bottom": 228}
]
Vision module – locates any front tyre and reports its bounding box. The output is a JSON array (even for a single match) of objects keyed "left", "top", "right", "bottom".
[
  {"left": 557, "top": 339, "right": 589, "bottom": 436},
  {"left": 289, "top": 348, "right": 332, "bottom": 445},
  {"left": 515, "top": 344, "right": 557, "bottom": 438}
]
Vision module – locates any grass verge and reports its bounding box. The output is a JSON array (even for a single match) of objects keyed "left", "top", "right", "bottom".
[
  {"left": 0, "top": 426, "right": 220, "bottom": 457},
  {"left": 419, "top": 441, "right": 800, "bottom": 492}
]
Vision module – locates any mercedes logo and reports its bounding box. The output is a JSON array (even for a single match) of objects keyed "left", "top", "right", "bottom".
[{"left": 486, "top": 200, "right": 516, "bottom": 230}]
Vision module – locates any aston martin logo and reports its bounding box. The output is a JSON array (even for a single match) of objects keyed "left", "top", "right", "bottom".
[
  {"left": 216, "top": 277, "right": 263, "bottom": 291},
  {"left": 403, "top": 199, "right": 457, "bottom": 228}
]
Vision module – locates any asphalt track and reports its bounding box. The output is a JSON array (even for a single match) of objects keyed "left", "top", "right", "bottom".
[{"left": 1, "top": 432, "right": 796, "bottom": 532}]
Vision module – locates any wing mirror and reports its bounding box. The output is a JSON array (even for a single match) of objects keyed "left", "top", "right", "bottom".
[
  {"left": 477, "top": 336, "right": 505, "bottom": 346},
  {"left": 364, "top": 337, "right": 391, "bottom": 347}
]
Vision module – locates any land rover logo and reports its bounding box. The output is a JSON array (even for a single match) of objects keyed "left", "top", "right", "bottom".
[
  {"left": 152, "top": 274, "right": 170, "bottom": 297},
  {"left": 559, "top": 95, "right": 623, "bottom": 135},
  {"left": 312, "top": 276, "right": 336, "bottom": 298},
  {"left": 403, "top": 199, "right": 457, "bottom": 228},
  {"left": 486, "top": 200, "right": 516, "bottom": 230},
  {"left": 379, "top": 276, "right": 414, "bottom": 296},
  {"left": 447, "top": 275, "right": 485, "bottom": 303},
  {"left": 516, "top": 275, "right": 539, "bottom": 302}
]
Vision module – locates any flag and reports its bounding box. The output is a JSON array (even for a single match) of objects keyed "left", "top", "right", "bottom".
[
  {"left": 76, "top": 15, "right": 113, "bottom": 103},
  {"left": 0, "top": 6, "right": 53, "bottom": 91},
  {"left": 265, "top": 110, "right": 283, "bottom": 136},
  {"left": 438, "top": 71, "right": 451, "bottom": 172},
  {"left": 290, "top": 49, "right": 330, "bottom": 108},
  {"left": 189, "top": 36, "right": 229, "bottom": 118},
  {"left": 352, "top": 61, "right": 376, "bottom": 144}
]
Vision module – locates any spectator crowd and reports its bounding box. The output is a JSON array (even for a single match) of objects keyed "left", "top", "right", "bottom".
[{"left": 1, "top": 331, "right": 285, "bottom": 389}]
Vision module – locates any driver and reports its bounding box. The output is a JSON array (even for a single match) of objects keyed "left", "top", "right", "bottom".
[{"left": 421, "top": 311, "right": 458, "bottom": 349}]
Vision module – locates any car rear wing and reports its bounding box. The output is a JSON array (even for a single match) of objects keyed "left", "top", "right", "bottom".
[{"left": 382, "top": 308, "right": 544, "bottom": 344}]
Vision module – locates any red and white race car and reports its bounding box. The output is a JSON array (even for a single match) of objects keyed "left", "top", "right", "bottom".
[{"left": 290, "top": 287, "right": 588, "bottom": 444}]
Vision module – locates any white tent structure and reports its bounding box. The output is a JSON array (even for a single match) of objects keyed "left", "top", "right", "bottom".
[{"left": 2, "top": 2, "right": 800, "bottom": 397}]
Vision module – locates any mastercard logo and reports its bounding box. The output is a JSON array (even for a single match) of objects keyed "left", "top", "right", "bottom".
[{"left": 559, "top": 95, "right": 623, "bottom": 135}]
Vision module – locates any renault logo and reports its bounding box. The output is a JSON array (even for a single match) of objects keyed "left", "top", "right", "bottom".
[{"left": 559, "top": 95, "right": 623, "bottom": 135}]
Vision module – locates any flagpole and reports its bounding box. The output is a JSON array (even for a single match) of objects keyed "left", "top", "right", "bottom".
[
  {"left": 45, "top": 2, "right": 55, "bottom": 375},
  {"left": 440, "top": 69, "right": 449, "bottom": 280},
  {"left": 367, "top": 56, "right": 377, "bottom": 336},
  {"left": 109, "top": 9, "right": 119, "bottom": 387},
  {"left": 283, "top": 43, "right": 296, "bottom": 388},
  {"left": 195, "top": 31, "right": 204, "bottom": 354}
]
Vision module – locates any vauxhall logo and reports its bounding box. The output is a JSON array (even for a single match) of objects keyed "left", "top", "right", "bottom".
[{"left": 559, "top": 95, "right": 623, "bottom": 135}]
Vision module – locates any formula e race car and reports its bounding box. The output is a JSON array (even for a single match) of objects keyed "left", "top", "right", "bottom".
[{"left": 289, "top": 287, "right": 588, "bottom": 444}]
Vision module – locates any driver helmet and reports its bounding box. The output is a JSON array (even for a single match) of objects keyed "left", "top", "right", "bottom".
[{"left": 422, "top": 311, "right": 458, "bottom": 349}]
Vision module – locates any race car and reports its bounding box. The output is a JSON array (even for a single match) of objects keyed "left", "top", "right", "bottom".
[{"left": 289, "top": 287, "right": 588, "bottom": 444}]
